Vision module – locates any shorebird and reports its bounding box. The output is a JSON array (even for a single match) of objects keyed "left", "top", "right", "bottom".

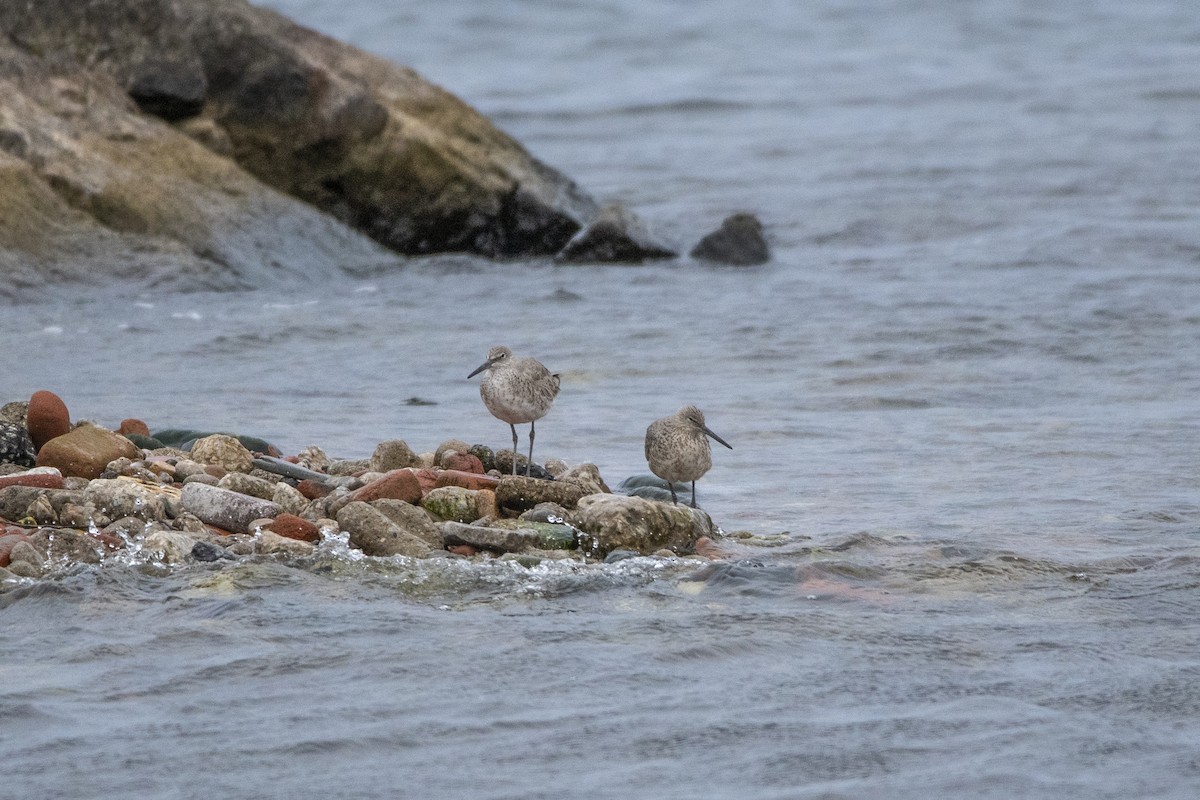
[
  {"left": 644, "top": 405, "right": 732, "bottom": 508},
  {"left": 468, "top": 346, "right": 560, "bottom": 476}
]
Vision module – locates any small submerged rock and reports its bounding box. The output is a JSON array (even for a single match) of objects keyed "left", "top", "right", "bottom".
[{"left": 690, "top": 213, "right": 769, "bottom": 265}]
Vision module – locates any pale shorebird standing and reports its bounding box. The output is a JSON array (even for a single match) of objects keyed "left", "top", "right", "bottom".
[
  {"left": 468, "top": 346, "right": 560, "bottom": 476},
  {"left": 644, "top": 405, "right": 732, "bottom": 508}
]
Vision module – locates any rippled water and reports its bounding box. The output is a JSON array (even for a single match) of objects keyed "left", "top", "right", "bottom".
[{"left": 4, "top": 1, "right": 1200, "bottom": 797}]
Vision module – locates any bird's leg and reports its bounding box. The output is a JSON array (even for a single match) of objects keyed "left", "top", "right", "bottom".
[
  {"left": 509, "top": 423, "right": 519, "bottom": 476},
  {"left": 527, "top": 419, "right": 535, "bottom": 477},
  {"left": 669, "top": 483, "right": 678, "bottom": 505},
  {"left": 690, "top": 481, "right": 698, "bottom": 509}
]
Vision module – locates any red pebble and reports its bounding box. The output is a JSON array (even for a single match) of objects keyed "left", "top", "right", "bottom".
[
  {"left": 26, "top": 390, "right": 71, "bottom": 451},
  {"left": 447, "top": 544, "right": 478, "bottom": 557},
  {"left": 118, "top": 419, "right": 151, "bottom": 437},
  {"left": 268, "top": 513, "right": 321, "bottom": 543},
  {"left": 89, "top": 532, "right": 126, "bottom": 551},
  {"left": 297, "top": 479, "right": 333, "bottom": 500},
  {"left": 0, "top": 473, "right": 66, "bottom": 490},
  {"left": 349, "top": 469, "right": 424, "bottom": 505},
  {"left": 441, "top": 452, "right": 485, "bottom": 474}
]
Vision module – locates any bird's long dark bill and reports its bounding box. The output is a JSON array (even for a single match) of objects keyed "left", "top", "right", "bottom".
[
  {"left": 704, "top": 426, "right": 733, "bottom": 449},
  {"left": 467, "top": 359, "right": 494, "bottom": 379}
]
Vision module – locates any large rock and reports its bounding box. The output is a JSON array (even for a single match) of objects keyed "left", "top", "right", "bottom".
[
  {"left": 34, "top": 423, "right": 141, "bottom": 479},
  {"left": 0, "top": 0, "right": 596, "bottom": 296},
  {"left": 573, "top": 494, "right": 716, "bottom": 557},
  {"left": 84, "top": 477, "right": 172, "bottom": 522},
  {"left": 336, "top": 501, "right": 432, "bottom": 558},
  {"left": 370, "top": 499, "right": 442, "bottom": 549}
]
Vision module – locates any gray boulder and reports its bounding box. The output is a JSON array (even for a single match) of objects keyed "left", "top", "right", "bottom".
[{"left": 180, "top": 482, "right": 280, "bottom": 534}]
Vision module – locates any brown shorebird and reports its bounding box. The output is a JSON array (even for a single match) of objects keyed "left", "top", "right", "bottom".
[
  {"left": 644, "top": 405, "right": 732, "bottom": 508},
  {"left": 468, "top": 346, "right": 560, "bottom": 476}
]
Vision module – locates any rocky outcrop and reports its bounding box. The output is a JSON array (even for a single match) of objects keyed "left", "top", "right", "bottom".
[{"left": 0, "top": 0, "right": 599, "bottom": 297}]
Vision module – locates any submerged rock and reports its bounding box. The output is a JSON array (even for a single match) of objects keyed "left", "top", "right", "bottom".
[
  {"left": 556, "top": 204, "right": 677, "bottom": 264},
  {"left": 689, "top": 213, "right": 769, "bottom": 265}
]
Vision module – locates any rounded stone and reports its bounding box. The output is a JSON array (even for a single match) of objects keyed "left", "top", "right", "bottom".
[
  {"left": 370, "top": 439, "right": 422, "bottom": 472},
  {"left": 26, "top": 390, "right": 71, "bottom": 451},
  {"left": 118, "top": 418, "right": 151, "bottom": 437},
  {"left": 190, "top": 434, "right": 254, "bottom": 473},
  {"left": 35, "top": 423, "right": 141, "bottom": 480},
  {"left": 267, "top": 512, "right": 321, "bottom": 543}
]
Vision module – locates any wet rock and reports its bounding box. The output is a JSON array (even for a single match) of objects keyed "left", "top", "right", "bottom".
[
  {"left": 370, "top": 439, "right": 422, "bottom": 472},
  {"left": 180, "top": 482, "right": 281, "bottom": 534},
  {"left": 495, "top": 475, "right": 587, "bottom": 513},
  {"left": 502, "top": 520, "right": 578, "bottom": 550},
  {"left": 336, "top": 501, "right": 432, "bottom": 558},
  {"left": 57, "top": 503, "right": 94, "bottom": 528},
  {"left": 103, "top": 516, "right": 149, "bottom": 540},
  {"left": 346, "top": 469, "right": 424, "bottom": 507},
  {"left": 689, "top": 213, "right": 769, "bottom": 265},
  {"left": 519, "top": 502, "right": 576, "bottom": 526},
  {"left": 144, "top": 528, "right": 200, "bottom": 564},
  {"left": 6, "top": 540, "right": 45, "bottom": 577},
  {"left": 556, "top": 204, "right": 677, "bottom": 264},
  {"left": 252, "top": 455, "right": 328, "bottom": 483},
  {"left": 29, "top": 528, "right": 104, "bottom": 564},
  {"left": 217, "top": 472, "right": 276, "bottom": 500},
  {"left": 266, "top": 512, "right": 320, "bottom": 543},
  {"left": 555, "top": 463, "right": 611, "bottom": 496},
  {"left": 84, "top": 478, "right": 171, "bottom": 522},
  {"left": 0, "top": 421, "right": 36, "bottom": 468},
  {"left": 26, "top": 390, "right": 71, "bottom": 451},
  {"left": 440, "top": 522, "right": 545, "bottom": 554},
  {"left": 190, "top": 434, "right": 255, "bottom": 473},
  {"left": 35, "top": 422, "right": 141, "bottom": 480},
  {"left": 574, "top": 494, "right": 716, "bottom": 557},
  {"left": 27, "top": 494, "right": 57, "bottom": 525},
  {"left": 367, "top": 499, "right": 442, "bottom": 549},
  {"left": 0, "top": 469, "right": 66, "bottom": 490},
  {"left": 191, "top": 539, "right": 233, "bottom": 562},
  {"left": 255, "top": 530, "right": 314, "bottom": 557},
  {"left": 421, "top": 486, "right": 480, "bottom": 523}
]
